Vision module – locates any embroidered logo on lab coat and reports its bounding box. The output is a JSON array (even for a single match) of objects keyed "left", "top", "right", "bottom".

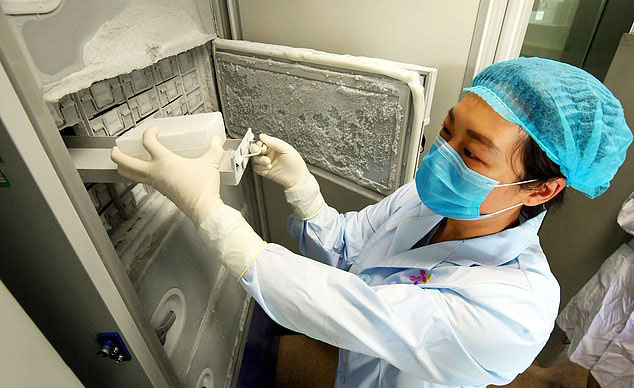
[{"left": 410, "top": 270, "right": 431, "bottom": 285}]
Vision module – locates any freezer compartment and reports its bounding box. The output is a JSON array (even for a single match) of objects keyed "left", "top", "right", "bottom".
[
  {"left": 49, "top": 46, "right": 244, "bottom": 187},
  {"left": 57, "top": 42, "right": 254, "bottom": 385},
  {"left": 5, "top": 0, "right": 216, "bottom": 101}
]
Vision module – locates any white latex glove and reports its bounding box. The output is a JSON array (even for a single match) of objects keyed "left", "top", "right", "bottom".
[
  {"left": 249, "top": 133, "right": 311, "bottom": 190},
  {"left": 110, "top": 126, "right": 222, "bottom": 226},
  {"left": 111, "top": 126, "right": 267, "bottom": 279},
  {"left": 249, "top": 134, "right": 325, "bottom": 220}
]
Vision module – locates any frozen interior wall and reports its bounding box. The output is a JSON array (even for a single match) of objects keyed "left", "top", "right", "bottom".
[
  {"left": 4, "top": 0, "right": 216, "bottom": 100},
  {"left": 215, "top": 51, "right": 412, "bottom": 195}
]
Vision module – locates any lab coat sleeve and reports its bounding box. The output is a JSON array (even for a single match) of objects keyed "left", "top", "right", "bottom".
[
  {"left": 241, "top": 244, "right": 548, "bottom": 386},
  {"left": 287, "top": 181, "right": 414, "bottom": 268}
]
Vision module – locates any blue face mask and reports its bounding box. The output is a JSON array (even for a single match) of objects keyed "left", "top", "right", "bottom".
[{"left": 415, "top": 136, "right": 536, "bottom": 220}]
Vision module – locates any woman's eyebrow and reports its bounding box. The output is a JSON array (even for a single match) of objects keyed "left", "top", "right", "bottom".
[
  {"left": 466, "top": 129, "right": 500, "bottom": 154},
  {"left": 449, "top": 107, "right": 500, "bottom": 154}
]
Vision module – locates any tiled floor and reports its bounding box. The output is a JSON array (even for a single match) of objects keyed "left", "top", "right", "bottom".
[{"left": 274, "top": 335, "right": 591, "bottom": 388}]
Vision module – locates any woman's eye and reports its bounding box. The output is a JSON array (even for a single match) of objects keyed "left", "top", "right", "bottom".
[{"left": 464, "top": 148, "right": 480, "bottom": 161}]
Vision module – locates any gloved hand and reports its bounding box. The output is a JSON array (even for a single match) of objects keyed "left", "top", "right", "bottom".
[
  {"left": 249, "top": 134, "right": 325, "bottom": 220},
  {"left": 249, "top": 133, "right": 311, "bottom": 190},
  {"left": 111, "top": 126, "right": 267, "bottom": 279},
  {"left": 111, "top": 126, "right": 222, "bottom": 226}
]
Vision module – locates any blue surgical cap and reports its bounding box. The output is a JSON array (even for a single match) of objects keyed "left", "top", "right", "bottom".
[{"left": 464, "top": 57, "right": 632, "bottom": 199}]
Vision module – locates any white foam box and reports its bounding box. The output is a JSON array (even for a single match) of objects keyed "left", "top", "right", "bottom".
[
  {"left": 115, "top": 112, "right": 252, "bottom": 185},
  {"left": 116, "top": 112, "right": 226, "bottom": 160}
]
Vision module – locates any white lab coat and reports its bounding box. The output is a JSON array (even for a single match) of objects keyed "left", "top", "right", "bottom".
[
  {"left": 557, "top": 193, "right": 634, "bottom": 388},
  {"left": 240, "top": 181, "right": 560, "bottom": 387}
]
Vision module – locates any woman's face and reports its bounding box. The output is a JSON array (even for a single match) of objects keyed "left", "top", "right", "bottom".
[{"left": 439, "top": 93, "right": 542, "bottom": 215}]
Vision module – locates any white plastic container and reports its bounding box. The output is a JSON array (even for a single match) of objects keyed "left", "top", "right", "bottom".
[
  {"left": 114, "top": 112, "right": 255, "bottom": 185},
  {"left": 116, "top": 112, "right": 226, "bottom": 160}
]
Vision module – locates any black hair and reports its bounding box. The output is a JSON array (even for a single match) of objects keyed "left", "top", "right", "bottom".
[{"left": 514, "top": 134, "right": 566, "bottom": 214}]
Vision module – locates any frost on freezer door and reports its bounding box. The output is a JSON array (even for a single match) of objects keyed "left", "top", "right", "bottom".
[{"left": 215, "top": 52, "right": 409, "bottom": 196}]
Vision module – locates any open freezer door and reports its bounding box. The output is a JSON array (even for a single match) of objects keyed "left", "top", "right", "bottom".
[{"left": 212, "top": 39, "right": 436, "bottom": 200}]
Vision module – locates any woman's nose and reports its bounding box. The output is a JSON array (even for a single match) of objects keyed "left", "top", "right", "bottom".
[{"left": 447, "top": 139, "right": 461, "bottom": 154}]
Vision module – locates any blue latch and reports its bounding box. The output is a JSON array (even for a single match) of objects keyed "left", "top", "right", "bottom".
[{"left": 97, "top": 332, "right": 132, "bottom": 363}]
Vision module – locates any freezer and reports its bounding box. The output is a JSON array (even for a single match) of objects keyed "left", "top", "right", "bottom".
[{"left": 0, "top": 1, "right": 436, "bottom": 386}]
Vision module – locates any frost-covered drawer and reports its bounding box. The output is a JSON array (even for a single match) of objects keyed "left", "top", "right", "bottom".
[
  {"left": 129, "top": 89, "right": 160, "bottom": 123},
  {"left": 181, "top": 70, "right": 200, "bottom": 93},
  {"left": 163, "top": 96, "right": 188, "bottom": 117},
  {"left": 177, "top": 51, "right": 197, "bottom": 73},
  {"left": 48, "top": 95, "right": 81, "bottom": 129},
  {"left": 213, "top": 39, "right": 436, "bottom": 198},
  {"left": 78, "top": 78, "right": 126, "bottom": 118},
  {"left": 89, "top": 104, "right": 134, "bottom": 136},
  {"left": 186, "top": 88, "right": 203, "bottom": 111},
  {"left": 121, "top": 68, "right": 155, "bottom": 98},
  {"left": 153, "top": 57, "right": 179, "bottom": 83},
  {"left": 157, "top": 78, "right": 183, "bottom": 107}
]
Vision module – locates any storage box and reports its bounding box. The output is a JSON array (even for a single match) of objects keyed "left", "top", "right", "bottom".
[{"left": 115, "top": 112, "right": 227, "bottom": 160}]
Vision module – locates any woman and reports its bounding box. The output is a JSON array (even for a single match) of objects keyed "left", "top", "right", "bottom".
[{"left": 111, "top": 58, "right": 631, "bottom": 387}]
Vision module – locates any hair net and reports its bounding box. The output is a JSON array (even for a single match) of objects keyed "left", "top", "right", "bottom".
[{"left": 464, "top": 57, "right": 631, "bottom": 199}]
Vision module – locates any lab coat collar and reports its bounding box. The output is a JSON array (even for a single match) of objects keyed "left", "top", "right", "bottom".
[
  {"left": 385, "top": 204, "right": 444, "bottom": 257},
  {"left": 358, "top": 203, "right": 546, "bottom": 273}
]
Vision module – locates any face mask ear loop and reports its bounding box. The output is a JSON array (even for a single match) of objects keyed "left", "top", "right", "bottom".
[
  {"left": 477, "top": 202, "right": 525, "bottom": 219},
  {"left": 494, "top": 179, "right": 538, "bottom": 188}
]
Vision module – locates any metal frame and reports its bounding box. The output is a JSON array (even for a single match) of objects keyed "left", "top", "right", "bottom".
[
  {"left": 462, "top": 0, "right": 534, "bottom": 88},
  {"left": 495, "top": 0, "right": 534, "bottom": 62},
  {"left": 225, "top": 0, "right": 243, "bottom": 40},
  {"left": 0, "top": 12, "right": 179, "bottom": 387},
  {"left": 209, "top": 0, "right": 232, "bottom": 39},
  {"left": 462, "top": 0, "right": 509, "bottom": 89}
]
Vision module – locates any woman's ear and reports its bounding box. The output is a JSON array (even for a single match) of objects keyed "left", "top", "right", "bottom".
[{"left": 524, "top": 178, "right": 567, "bottom": 206}]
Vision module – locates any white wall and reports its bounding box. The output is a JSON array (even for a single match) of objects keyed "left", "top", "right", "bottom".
[{"left": 235, "top": 0, "right": 481, "bottom": 147}]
